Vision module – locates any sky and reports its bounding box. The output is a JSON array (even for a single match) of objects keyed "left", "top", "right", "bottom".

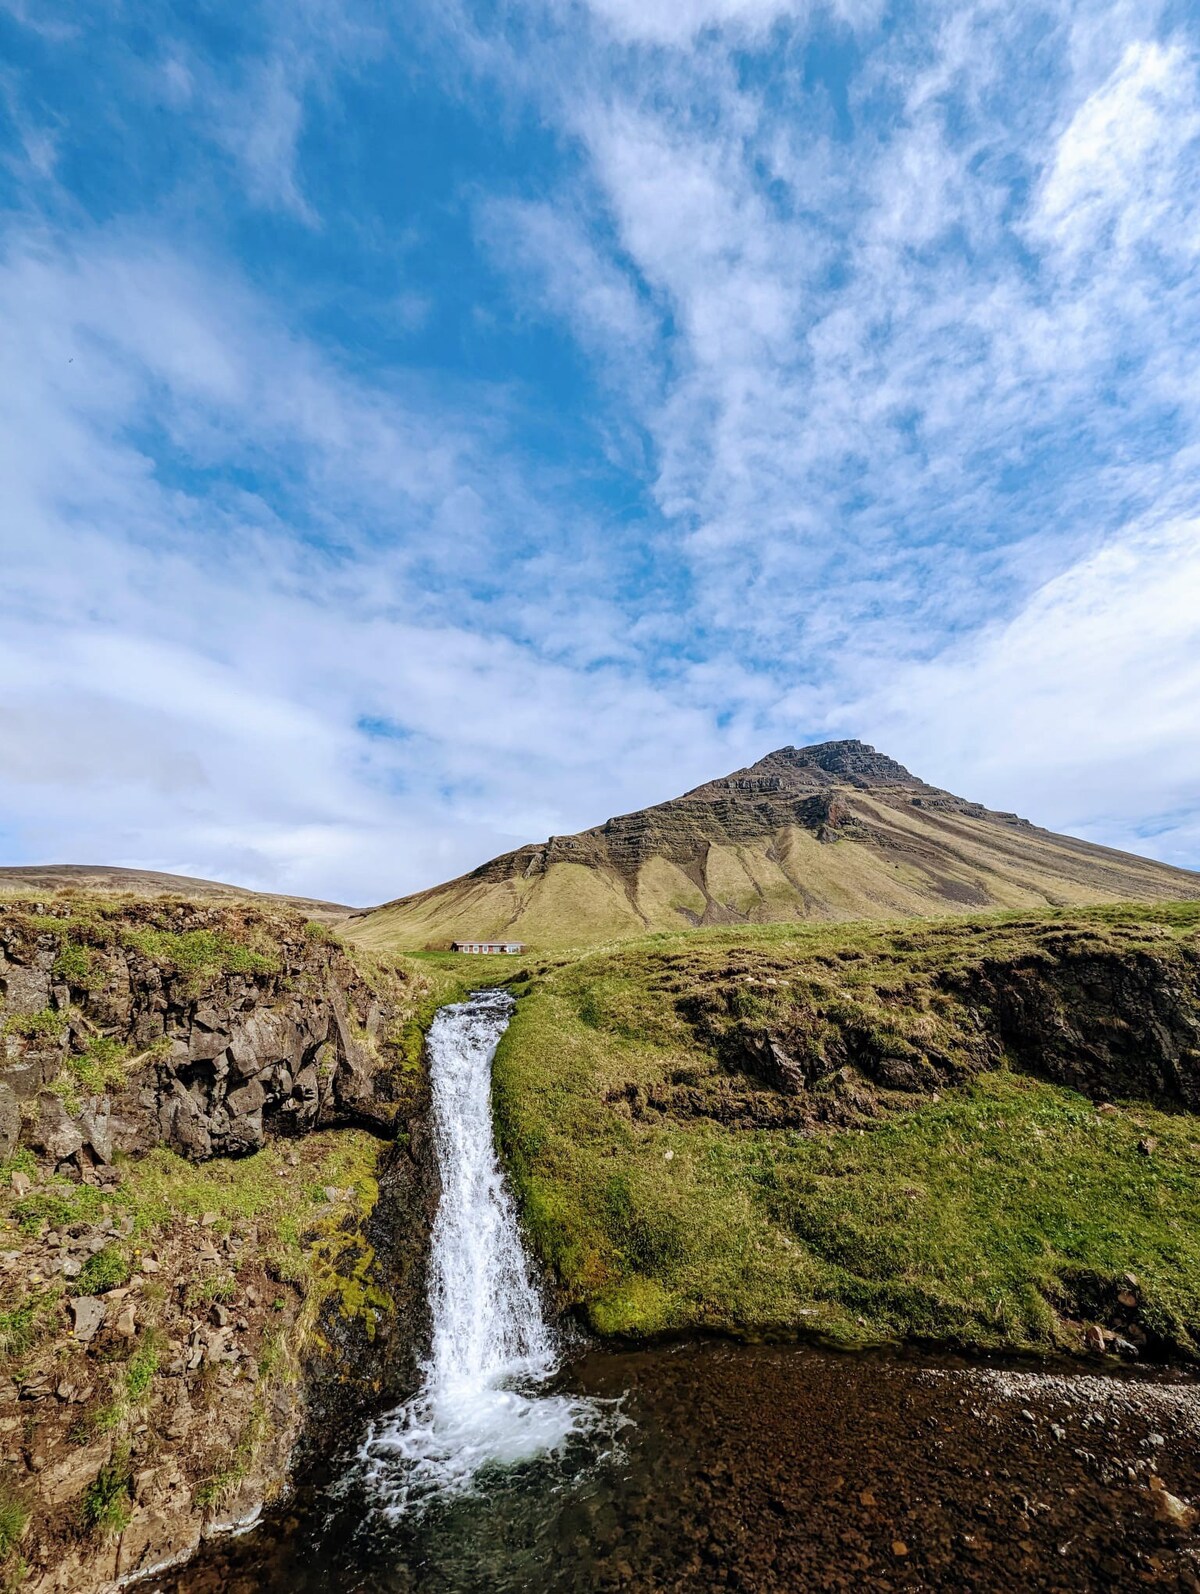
[{"left": 1, "top": 0, "right": 1199, "bottom": 905}]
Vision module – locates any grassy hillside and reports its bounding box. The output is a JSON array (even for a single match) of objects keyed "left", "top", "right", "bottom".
[
  {"left": 0, "top": 865, "right": 352, "bottom": 921},
  {"left": 492, "top": 902, "right": 1200, "bottom": 1356},
  {"left": 350, "top": 743, "right": 1200, "bottom": 953}
]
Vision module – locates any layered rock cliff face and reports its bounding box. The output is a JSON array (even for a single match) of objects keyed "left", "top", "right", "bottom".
[
  {"left": 351, "top": 740, "right": 1200, "bottom": 952},
  {"left": 0, "top": 898, "right": 437, "bottom": 1592},
  {"left": 432, "top": 741, "right": 1019, "bottom": 885},
  {"left": 0, "top": 899, "right": 413, "bottom": 1169}
]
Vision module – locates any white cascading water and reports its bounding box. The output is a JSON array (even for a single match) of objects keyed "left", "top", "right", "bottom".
[{"left": 359, "top": 989, "right": 596, "bottom": 1510}]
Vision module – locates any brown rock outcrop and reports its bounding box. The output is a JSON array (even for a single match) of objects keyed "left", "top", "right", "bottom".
[
  {"left": 0, "top": 897, "right": 437, "bottom": 1594},
  {"left": 0, "top": 900, "right": 417, "bottom": 1169}
]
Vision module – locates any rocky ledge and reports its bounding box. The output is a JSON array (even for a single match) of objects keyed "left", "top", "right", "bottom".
[{"left": 0, "top": 897, "right": 437, "bottom": 1591}]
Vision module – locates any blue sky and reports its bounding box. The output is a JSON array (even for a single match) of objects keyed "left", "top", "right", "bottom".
[{"left": 2, "top": 0, "right": 1199, "bottom": 903}]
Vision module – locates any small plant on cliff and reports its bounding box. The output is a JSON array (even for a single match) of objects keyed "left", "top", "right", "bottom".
[
  {"left": 194, "top": 1468, "right": 243, "bottom": 1510},
  {"left": 124, "top": 1334, "right": 160, "bottom": 1402},
  {"left": 0, "top": 1301, "right": 40, "bottom": 1364},
  {"left": 2, "top": 1006, "right": 67, "bottom": 1042},
  {"left": 0, "top": 1483, "right": 29, "bottom": 1562},
  {"left": 65, "top": 1035, "right": 130, "bottom": 1096},
  {"left": 189, "top": 1273, "right": 237, "bottom": 1307},
  {"left": 76, "top": 1246, "right": 130, "bottom": 1296},
  {"left": 52, "top": 939, "right": 102, "bottom": 990},
  {"left": 81, "top": 1455, "right": 132, "bottom": 1536}
]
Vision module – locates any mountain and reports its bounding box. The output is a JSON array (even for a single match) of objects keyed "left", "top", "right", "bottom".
[
  {"left": 350, "top": 740, "right": 1200, "bottom": 951},
  {"left": 0, "top": 864, "right": 352, "bottom": 922}
]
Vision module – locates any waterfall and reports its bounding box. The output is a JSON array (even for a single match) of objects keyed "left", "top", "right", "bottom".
[{"left": 359, "top": 989, "right": 596, "bottom": 1510}]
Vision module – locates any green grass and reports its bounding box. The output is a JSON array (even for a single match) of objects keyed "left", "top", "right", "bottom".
[
  {"left": 61, "top": 1035, "right": 131, "bottom": 1097},
  {"left": 76, "top": 1246, "right": 130, "bottom": 1296},
  {"left": 0, "top": 1484, "right": 28, "bottom": 1562},
  {"left": 189, "top": 1273, "right": 238, "bottom": 1307},
  {"left": 494, "top": 901, "right": 1200, "bottom": 1353},
  {"left": 52, "top": 938, "right": 102, "bottom": 990},
  {"left": 0, "top": 1303, "right": 38, "bottom": 1362},
  {"left": 0, "top": 1291, "right": 62, "bottom": 1373},
  {"left": 119, "top": 925, "right": 280, "bottom": 983},
  {"left": 81, "top": 1456, "right": 132, "bottom": 1536},
  {"left": 1, "top": 1006, "right": 67, "bottom": 1042},
  {"left": 124, "top": 1335, "right": 160, "bottom": 1401}
]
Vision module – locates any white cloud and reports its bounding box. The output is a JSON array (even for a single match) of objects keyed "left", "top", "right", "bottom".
[
  {"left": 577, "top": 0, "right": 881, "bottom": 47},
  {"left": 477, "top": 195, "right": 659, "bottom": 381},
  {"left": 580, "top": 0, "right": 799, "bottom": 46},
  {"left": 1031, "top": 39, "right": 1200, "bottom": 261},
  {"left": 854, "top": 514, "right": 1200, "bottom": 859},
  {"left": 0, "top": 223, "right": 760, "bottom": 901},
  {"left": 215, "top": 56, "right": 317, "bottom": 221}
]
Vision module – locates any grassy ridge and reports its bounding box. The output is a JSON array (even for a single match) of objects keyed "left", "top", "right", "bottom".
[{"left": 493, "top": 903, "right": 1200, "bottom": 1354}]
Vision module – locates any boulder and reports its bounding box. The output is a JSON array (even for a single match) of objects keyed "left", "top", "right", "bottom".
[
  {"left": 188, "top": 1018, "right": 231, "bottom": 1063},
  {"left": 224, "top": 1111, "right": 264, "bottom": 1154},
  {"left": 78, "top": 1097, "right": 114, "bottom": 1164},
  {"left": 0, "top": 1083, "right": 19, "bottom": 1162},
  {"left": 331, "top": 994, "right": 375, "bottom": 1109},
  {"left": 226, "top": 1078, "right": 265, "bottom": 1119},
  {"left": 30, "top": 1093, "right": 84, "bottom": 1165},
  {"left": 1149, "top": 1481, "right": 1198, "bottom": 1529},
  {"left": 228, "top": 1011, "right": 297, "bottom": 1077},
  {"left": 164, "top": 1088, "right": 213, "bottom": 1161},
  {"left": 1, "top": 963, "right": 52, "bottom": 1016},
  {"left": 41, "top": 1442, "right": 106, "bottom": 1506},
  {"left": 290, "top": 1062, "right": 320, "bottom": 1125},
  {"left": 1, "top": 1059, "right": 51, "bottom": 1101},
  {"left": 68, "top": 1296, "right": 106, "bottom": 1342},
  {"left": 115, "top": 1505, "right": 201, "bottom": 1581}
]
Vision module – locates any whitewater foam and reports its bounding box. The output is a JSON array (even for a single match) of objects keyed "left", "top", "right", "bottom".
[{"left": 359, "top": 989, "right": 601, "bottom": 1512}]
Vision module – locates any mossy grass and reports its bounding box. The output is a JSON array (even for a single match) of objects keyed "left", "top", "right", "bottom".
[
  {"left": 123, "top": 1333, "right": 160, "bottom": 1401},
  {"left": 0, "top": 1292, "right": 57, "bottom": 1367},
  {"left": 1, "top": 1006, "right": 67, "bottom": 1042},
  {"left": 118, "top": 925, "right": 280, "bottom": 987},
  {"left": 494, "top": 900, "right": 1200, "bottom": 1352},
  {"left": 76, "top": 1246, "right": 130, "bottom": 1296},
  {"left": 81, "top": 1453, "right": 132, "bottom": 1536},
  {"left": 0, "top": 1483, "right": 29, "bottom": 1564},
  {"left": 52, "top": 938, "right": 103, "bottom": 990},
  {"left": 61, "top": 1035, "right": 132, "bottom": 1098}
]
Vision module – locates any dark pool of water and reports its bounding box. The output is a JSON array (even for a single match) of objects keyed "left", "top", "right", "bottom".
[{"left": 160, "top": 1341, "right": 1200, "bottom": 1592}]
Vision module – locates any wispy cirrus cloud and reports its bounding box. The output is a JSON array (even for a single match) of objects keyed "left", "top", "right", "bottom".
[{"left": 0, "top": 218, "right": 745, "bottom": 899}]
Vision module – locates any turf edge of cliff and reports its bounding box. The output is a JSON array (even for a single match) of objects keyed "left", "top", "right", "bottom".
[{"left": 492, "top": 901, "right": 1200, "bottom": 1359}]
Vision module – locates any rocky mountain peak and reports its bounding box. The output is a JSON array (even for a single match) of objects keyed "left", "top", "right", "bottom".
[
  {"left": 747, "top": 740, "right": 919, "bottom": 784},
  {"left": 686, "top": 739, "right": 922, "bottom": 801}
]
